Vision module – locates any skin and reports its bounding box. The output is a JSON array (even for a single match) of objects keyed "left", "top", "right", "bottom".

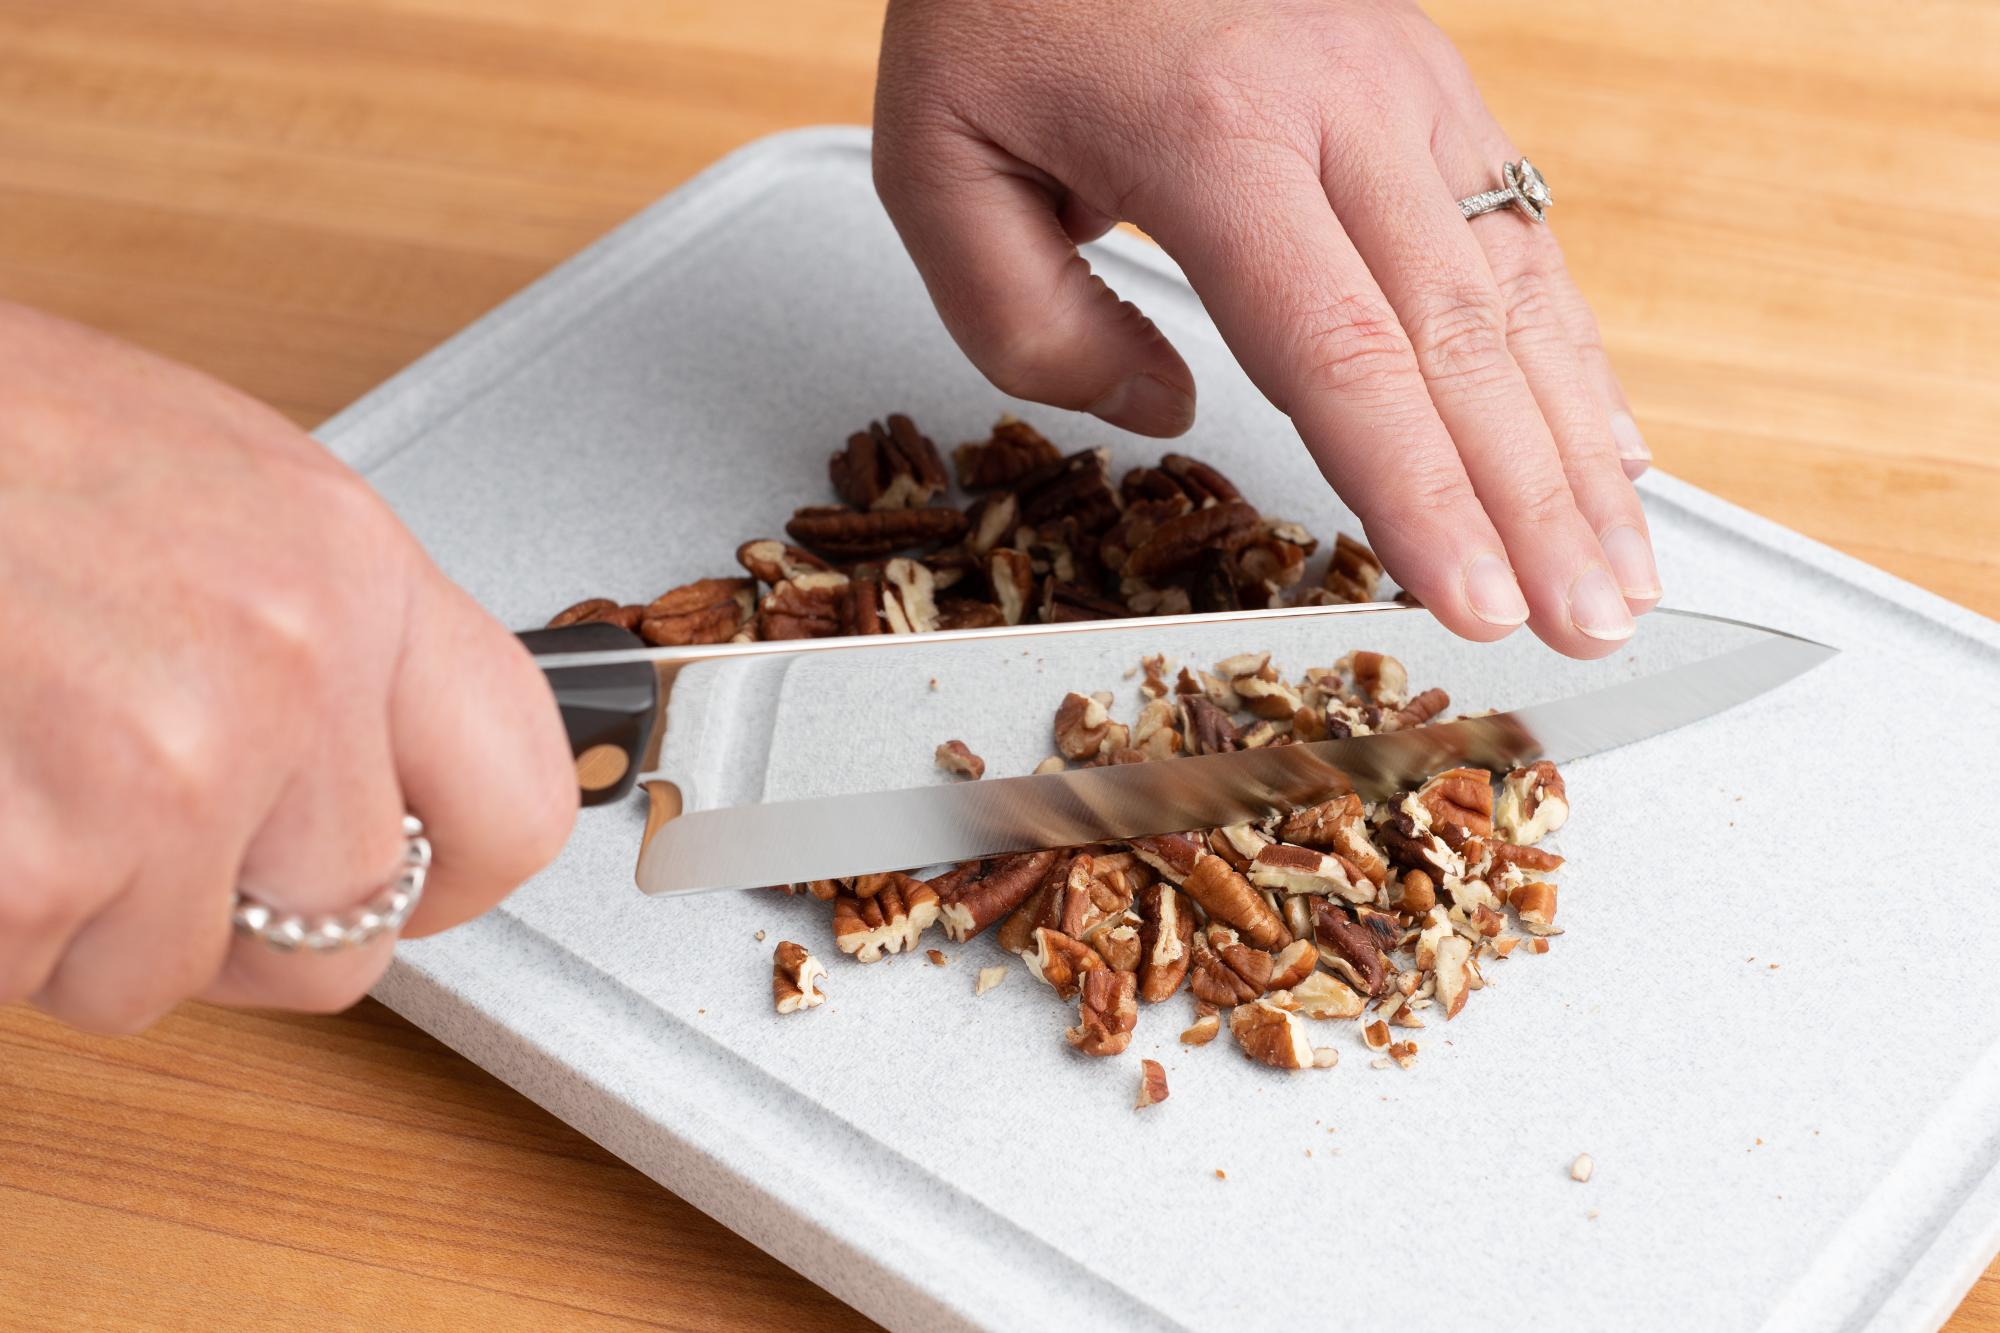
[{"left": 4, "top": 0, "right": 1658, "bottom": 1032}]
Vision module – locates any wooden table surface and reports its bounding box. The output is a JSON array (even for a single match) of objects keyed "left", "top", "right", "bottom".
[{"left": 1, "top": 1, "right": 1994, "bottom": 1328}]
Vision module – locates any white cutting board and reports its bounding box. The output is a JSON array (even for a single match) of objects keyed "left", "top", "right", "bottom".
[{"left": 323, "top": 127, "right": 2000, "bottom": 1332}]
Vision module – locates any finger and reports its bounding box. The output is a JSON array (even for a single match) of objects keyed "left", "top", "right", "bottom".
[
  {"left": 1431, "top": 117, "right": 1660, "bottom": 611},
  {"left": 0, "top": 800, "right": 116, "bottom": 1010},
  {"left": 387, "top": 571, "right": 577, "bottom": 939},
  {"left": 1322, "top": 128, "right": 1633, "bottom": 656},
  {"left": 1129, "top": 149, "right": 1528, "bottom": 641},
  {"left": 874, "top": 119, "right": 1196, "bottom": 437},
  {"left": 1415, "top": 44, "right": 1651, "bottom": 479}
]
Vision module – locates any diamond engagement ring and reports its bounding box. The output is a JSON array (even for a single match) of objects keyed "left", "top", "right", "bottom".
[
  {"left": 231, "top": 814, "right": 432, "bottom": 952},
  {"left": 1458, "top": 158, "right": 1552, "bottom": 223}
]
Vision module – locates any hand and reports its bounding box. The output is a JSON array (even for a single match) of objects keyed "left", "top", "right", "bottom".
[
  {"left": 875, "top": 0, "right": 1661, "bottom": 657},
  {"left": 0, "top": 304, "right": 577, "bottom": 1033}
]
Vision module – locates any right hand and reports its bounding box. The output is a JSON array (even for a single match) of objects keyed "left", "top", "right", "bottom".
[{"left": 0, "top": 303, "right": 578, "bottom": 1034}]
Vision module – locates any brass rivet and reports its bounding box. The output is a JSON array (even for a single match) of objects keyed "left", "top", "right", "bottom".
[{"left": 575, "top": 743, "right": 631, "bottom": 791}]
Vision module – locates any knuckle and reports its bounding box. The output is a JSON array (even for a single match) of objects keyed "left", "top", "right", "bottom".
[
  {"left": 1406, "top": 288, "right": 1511, "bottom": 385},
  {"left": 1495, "top": 265, "right": 1560, "bottom": 336},
  {"left": 1508, "top": 475, "right": 1578, "bottom": 528},
  {"left": 1294, "top": 297, "right": 1418, "bottom": 407}
]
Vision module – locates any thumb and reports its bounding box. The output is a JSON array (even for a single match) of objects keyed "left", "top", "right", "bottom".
[{"left": 873, "top": 124, "right": 1197, "bottom": 437}]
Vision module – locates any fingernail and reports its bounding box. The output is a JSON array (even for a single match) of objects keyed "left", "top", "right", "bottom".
[
  {"left": 1611, "top": 411, "right": 1651, "bottom": 464},
  {"left": 1463, "top": 553, "right": 1529, "bottom": 626},
  {"left": 1087, "top": 372, "right": 1196, "bottom": 436},
  {"left": 1601, "top": 525, "right": 1662, "bottom": 601},
  {"left": 1569, "top": 567, "right": 1636, "bottom": 640}
]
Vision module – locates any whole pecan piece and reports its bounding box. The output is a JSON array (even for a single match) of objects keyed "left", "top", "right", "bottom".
[
  {"left": 786, "top": 505, "right": 967, "bottom": 559},
  {"left": 548, "top": 597, "right": 644, "bottom": 632},
  {"left": 1129, "top": 833, "right": 1287, "bottom": 950},
  {"left": 756, "top": 570, "right": 850, "bottom": 640},
  {"left": 736, "top": 539, "right": 831, "bottom": 585},
  {"left": 1313, "top": 899, "right": 1390, "bottom": 997},
  {"left": 1121, "top": 501, "right": 1260, "bottom": 580},
  {"left": 952, "top": 416, "right": 1061, "bottom": 489},
  {"left": 830, "top": 414, "right": 948, "bottom": 511},
  {"left": 1160, "top": 453, "right": 1242, "bottom": 505},
  {"left": 1416, "top": 767, "right": 1495, "bottom": 838},
  {"left": 936, "top": 849, "right": 1063, "bottom": 942},
  {"left": 639, "top": 577, "right": 755, "bottom": 646},
  {"left": 1189, "top": 924, "right": 1272, "bottom": 1006},
  {"left": 1065, "top": 968, "right": 1138, "bottom": 1057}
]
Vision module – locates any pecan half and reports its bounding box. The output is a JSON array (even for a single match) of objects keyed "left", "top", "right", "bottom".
[
  {"left": 881, "top": 557, "right": 939, "bottom": 634},
  {"left": 1065, "top": 969, "right": 1139, "bottom": 1057},
  {"left": 640, "top": 577, "right": 756, "bottom": 646},
  {"left": 1041, "top": 578, "right": 1129, "bottom": 623},
  {"left": 963, "top": 492, "right": 1021, "bottom": 556},
  {"left": 831, "top": 879, "right": 940, "bottom": 962},
  {"left": 1417, "top": 767, "right": 1496, "bottom": 838},
  {"left": 1097, "top": 495, "right": 1191, "bottom": 574},
  {"left": 1229, "top": 998, "right": 1315, "bottom": 1070},
  {"left": 771, "top": 940, "right": 827, "bottom": 1013},
  {"left": 952, "top": 416, "right": 1062, "bottom": 489},
  {"left": 1313, "top": 899, "right": 1390, "bottom": 997},
  {"left": 547, "top": 597, "right": 644, "bottom": 631},
  {"left": 1136, "top": 883, "right": 1196, "bottom": 1003},
  {"left": 1160, "top": 453, "right": 1242, "bottom": 505},
  {"left": 830, "top": 414, "right": 948, "bottom": 510},
  {"left": 1121, "top": 500, "right": 1260, "bottom": 580},
  {"left": 1249, "top": 843, "right": 1373, "bottom": 904},
  {"left": 1189, "top": 925, "right": 1273, "bottom": 1006},
  {"left": 1130, "top": 833, "right": 1288, "bottom": 950},
  {"left": 1054, "top": 692, "right": 1111, "bottom": 760},
  {"left": 1321, "top": 532, "right": 1384, "bottom": 604},
  {"left": 935, "top": 739, "right": 985, "bottom": 780},
  {"left": 1497, "top": 761, "right": 1570, "bottom": 845},
  {"left": 935, "top": 849, "right": 1063, "bottom": 942},
  {"left": 786, "top": 505, "right": 967, "bottom": 559},
  {"left": 987, "top": 547, "right": 1035, "bottom": 625},
  {"left": 736, "top": 539, "right": 831, "bottom": 585},
  {"left": 1180, "top": 694, "right": 1240, "bottom": 755}
]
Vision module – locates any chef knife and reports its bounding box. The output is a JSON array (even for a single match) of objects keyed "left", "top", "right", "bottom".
[{"left": 524, "top": 602, "right": 1831, "bottom": 895}]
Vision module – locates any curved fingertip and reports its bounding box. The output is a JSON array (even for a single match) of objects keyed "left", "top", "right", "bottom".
[
  {"left": 1462, "top": 552, "right": 1530, "bottom": 629},
  {"left": 1599, "top": 524, "right": 1663, "bottom": 605},
  {"left": 1611, "top": 411, "right": 1652, "bottom": 475},
  {"left": 1086, "top": 369, "right": 1196, "bottom": 437}
]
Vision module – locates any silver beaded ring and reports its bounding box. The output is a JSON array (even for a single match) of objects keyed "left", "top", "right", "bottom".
[{"left": 231, "top": 814, "right": 432, "bottom": 953}]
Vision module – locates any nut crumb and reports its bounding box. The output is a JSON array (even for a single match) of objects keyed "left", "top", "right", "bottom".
[
  {"left": 1214, "top": 1169, "right": 1226, "bottom": 1181},
  {"left": 927, "top": 949, "right": 947, "bottom": 966},
  {"left": 772, "top": 941, "right": 827, "bottom": 1013},
  {"left": 1135, "top": 1058, "right": 1169, "bottom": 1109},
  {"left": 935, "top": 739, "right": 986, "bottom": 780},
  {"left": 975, "top": 964, "right": 1008, "bottom": 995},
  {"left": 754, "top": 929, "right": 766, "bottom": 942},
  {"left": 1312, "top": 1047, "right": 1340, "bottom": 1069},
  {"left": 1570, "top": 1152, "right": 1595, "bottom": 1183},
  {"left": 928, "top": 677, "right": 939, "bottom": 691}
]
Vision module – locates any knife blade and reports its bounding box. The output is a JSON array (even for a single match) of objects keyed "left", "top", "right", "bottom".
[{"left": 527, "top": 603, "right": 1832, "bottom": 895}]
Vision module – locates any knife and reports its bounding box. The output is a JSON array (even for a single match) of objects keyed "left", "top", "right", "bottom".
[{"left": 524, "top": 603, "right": 1832, "bottom": 896}]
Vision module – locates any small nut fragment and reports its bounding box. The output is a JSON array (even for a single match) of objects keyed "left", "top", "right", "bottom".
[
  {"left": 1249, "top": 843, "right": 1372, "bottom": 904},
  {"left": 975, "top": 964, "right": 1009, "bottom": 995},
  {"left": 1312, "top": 1047, "right": 1340, "bottom": 1069},
  {"left": 1432, "top": 934, "right": 1473, "bottom": 1020},
  {"left": 1054, "top": 692, "right": 1111, "bottom": 760},
  {"left": 1026, "top": 926, "right": 1107, "bottom": 1001},
  {"left": 927, "top": 948, "right": 947, "bottom": 966},
  {"left": 1137, "top": 883, "right": 1196, "bottom": 1003},
  {"left": 1289, "top": 970, "right": 1366, "bottom": 1020},
  {"left": 771, "top": 941, "right": 827, "bottom": 1013},
  {"left": 1343, "top": 651, "right": 1409, "bottom": 707},
  {"left": 1032, "top": 755, "right": 1067, "bottom": 776},
  {"left": 1229, "top": 999, "right": 1316, "bottom": 1070},
  {"left": 1181, "top": 1008, "right": 1222, "bottom": 1046},
  {"left": 1322, "top": 532, "right": 1383, "bottom": 604},
  {"left": 1135, "top": 1058, "right": 1170, "bottom": 1109},
  {"left": 1267, "top": 939, "right": 1318, "bottom": 991},
  {"left": 1570, "top": 1153, "right": 1595, "bottom": 1183},
  {"left": 1066, "top": 969, "right": 1139, "bottom": 1057},
  {"left": 1393, "top": 869, "right": 1437, "bottom": 917},
  {"left": 1498, "top": 761, "right": 1570, "bottom": 844},
  {"left": 736, "top": 539, "right": 831, "bottom": 585},
  {"left": 934, "top": 739, "right": 986, "bottom": 780},
  {"left": 1510, "top": 881, "right": 1561, "bottom": 935}
]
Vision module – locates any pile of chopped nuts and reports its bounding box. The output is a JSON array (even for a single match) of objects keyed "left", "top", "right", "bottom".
[
  {"left": 543, "top": 413, "right": 1574, "bottom": 1084},
  {"left": 771, "top": 648, "right": 1572, "bottom": 1083},
  {"left": 546, "top": 413, "right": 1391, "bottom": 643}
]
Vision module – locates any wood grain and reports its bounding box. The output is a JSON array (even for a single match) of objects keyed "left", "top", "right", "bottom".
[{"left": 0, "top": 0, "right": 1994, "bottom": 1328}]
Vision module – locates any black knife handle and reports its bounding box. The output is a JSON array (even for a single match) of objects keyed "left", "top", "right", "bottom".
[{"left": 518, "top": 624, "right": 659, "bottom": 807}]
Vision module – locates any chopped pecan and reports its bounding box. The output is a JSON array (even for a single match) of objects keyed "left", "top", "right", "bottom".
[
  {"left": 1181, "top": 1004, "right": 1221, "bottom": 1046},
  {"left": 1229, "top": 999, "right": 1315, "bottom": 1070},
  {"left": 935, "top": 739, "right": 985, "bottom": 780},
  {"left": 987, "top": 548, "right": 1035, "bottom": 625},
  {"left": 881, "top": 557, "right": 939, "bottom": 634},
  {"left": 1233, "top": 527, "right": 1309, "bottom": 603},
  {"left": 936, "top": 849, "right": 1063, "bottom": 942},
  {"left": 1208, "top": 823, "right": 1273, "bottom": 871},
  {"left": 1249, "top": 843, "right": 1373, "bottom": 904},
  {"left": 786, "top": 504, "right": 967, "bottom": 559},
  {"left": 995, "top": 855, "right": 1069, "bottom": 955},
  {"left": 1391, "top": 869, "right": 1437, "bottom": 917},
  {"left": 1433, "top": 933, "right": 1473, "bottom": 1019},
  {"left": 1139, "top": 653, "right": 1173, "bottom": 701},
  {"left": 1232, "top": 663, "right": 1304, "bottom": 720},
  {"left": 736, "top": 539, "right": 831, "bottom": 585},
  {"left": 935, "top": 598, "right": 1007, "bottom": 630},
  {"left": 975, "top": 964, "right": 1009, "bottom": 995},
  {"left": 1129, "top": 833, "right": 1288, "bottom": 949},
  {"left": 963, "top": 492, "right": 1021, "bottom": 556},
  {"left": 1468, "top": 837, "right": 1566, "bottom": 888},
  {"left": 1189, "top": 925, "right": 1273, "bottom": 1006},
  {"left": 952, "top": 416, "right": 1061, "bottom": 489},
  {"left": 548, "top": 597, "right": 644, "bottom": 631},
  {"left": 1092, "top": 917, "right": 1143, "bottom": 973},
  {"left": 1066, "top": 969, "right": 1139, "bottom": 1057},
  {"left": 1099, "top": 495, "right": 1192, "bottom": 574},
  {"left": 1276, "top": 795, "right": 1388, "bottom": 886},
  {"left": 1017, "top": 448, "right": 1122, "bottom": 532},
  {"left": 1288, "top": 970, "right": 1366, "bottom": 1020},
  {"left": 831, "top": 879, "right": 940, "bottom": 962},
  {"left": 1321, "top": 533, "right": 1384, "bottom": 604},
  {"left": 1133, "top": 698, "right": 1183, "bottom": 760},
  {"left": 830, "top": 414, "right": 947, "bottom": 510},
  {"left": 1343, "top": 651, "right": 1409, "bottom": 707},
  {"left": 1416, "top": 767, "right": 1496, "bottom": 838},
  {"left": 1510, "top": 881, "right": 1560, "bottom": 935},
  {"left": 1057, "top": 854, "right": 1133, "bottom": 938},
  {"left": 639, "top": 577, "right": 756, "bottom": 646},
  {"left": 1135, "top": 1058, "right": 1170, "bottom": 1109},
  {"left": 1268, "top": 939, "right": 1318, "bottom": 991},
  {"left": 1313, "top": 900, "right": 1390, "bottom": 997},
  {"left": 1136, "top": 883, "right": 1196, "bottom": 1003},
  {"left": 1497, "top": 761, "right": 1570, "bottom": 844},
  {"left": 1375, "top": 805, "right": 1463, "bottom": 885},
  {"left": 1392, "top": 687, "right": 1452, "bottom": 730},
  {"left": 1180, "top": 694, "right": 1240, "bottom": 755},
  {"left": 1176, "top": 664, "right": 1239, "bottom": 710},
  {"left": 755, "top": 570, "right": 851, "bottom": 639},
  {"left": 1027, "top": 926, "right": 1106, "bottom": 1001},
  {"left": 1054, "top": 692, "right": 1111, "bottom": 760},
  {"left": 1121, "top": 500, "right": 1260, "bottom": 580},
  {"left": 771, "top": 940, "right": 827, "bottom": 1013},
  {"left": 1188, "top": 548, "right": 1243, "bottom": 613}
]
